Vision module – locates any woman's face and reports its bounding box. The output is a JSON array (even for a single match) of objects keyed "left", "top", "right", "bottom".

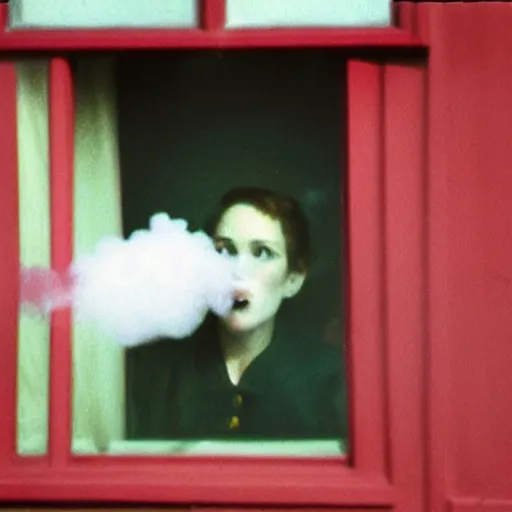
[{"left": 214, "top": 203, "right": 303, "bottom": 333}]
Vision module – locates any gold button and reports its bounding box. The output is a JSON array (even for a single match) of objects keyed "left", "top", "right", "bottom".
[
  {"left": 228, "top": 416, "right": 240, "bottom": 429},
  {"left": 233, "top": 394, "right": 243, "bottom": 407}
]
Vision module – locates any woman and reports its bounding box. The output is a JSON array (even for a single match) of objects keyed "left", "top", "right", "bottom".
[{"left": 127, "top": 187, "right": 346, "bottom": 440}]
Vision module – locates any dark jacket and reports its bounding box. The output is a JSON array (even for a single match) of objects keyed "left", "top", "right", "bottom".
[{"left": 126, "top": 319, "right": 347, "bottom": 441}]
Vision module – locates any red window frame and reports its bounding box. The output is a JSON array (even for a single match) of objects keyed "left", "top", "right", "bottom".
[{"left": 0, "top": 1, "right": 428, "bottom": 507}]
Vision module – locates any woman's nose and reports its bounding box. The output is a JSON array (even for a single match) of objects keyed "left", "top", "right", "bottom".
[{"left": 232, "top": 254, "right": 256, "bottom": 279}]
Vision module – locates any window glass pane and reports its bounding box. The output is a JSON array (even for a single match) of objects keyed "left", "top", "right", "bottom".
[
  {"left": 226, "top": 0, "right": 391, "bottom": 29},
  {"left": 16, "top": 60, "right": 50, "bottom": 456},
  {"left": 70, "top": 51, "right": 348, "bottom": 456},
  {"left": 9, "top": 0, "right": 197, "bottom": 29}
]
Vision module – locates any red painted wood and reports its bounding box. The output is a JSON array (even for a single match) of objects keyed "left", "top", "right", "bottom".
[
  {"left": 412, "top": 1, "right": 512, "bottom": 510},
  {"left": 3, "top": 1, "right": 512, "bottom": 510},
  {"left": 0, "top": 509, "right": 373, "bottom": 512},
  {"left": 48, "top": 58, "right": 74, "bottom": 468},
  {"left": 346, "top": 60, "right": 387, "bottom": 476},
  {"left": 195, "top": 510, "right": 370, "bottom": 512},
  {"left": 347, "top": 57, "right": 428, "bottom": 512},
  {"left": 0, "top": 61, "right": 19, "bottom": 466},
  {"left": 0, "top": 4, "right": 423, "bottom": 51},
  {"left": 0, "top": 27, "right": 423, "bottom": 50},
  {"left": 383, "top": 62, "right": 427, "bottom": 511},
  {"left": 3, "top": 509, "right": 370, "bottom": 512},
  {"left": 449, "top": 497, "right": 512, "bottom": 512},
  {"left": 0, "top": 55, "right": 412, "bottom": 506},
  {"left": 2, "top": 509, "right": 190, "bottom": 512},
  {"left": 417, "top": 7, "right": 451, "bottom": 512},
  {"left": 0, "top": 2, "right": 428, "bottom": 508},
  {"left": 0, "top": 2, "right": 6, "bottom": 31},
  {"left": 395, "top": 0, "right": 417, "bottom": 36},
  {"left": 0, "top": 464, "right": 394, "bottom": 505},
  {"left": 201, "top": 0, "right": 225, "bottom": 32}
]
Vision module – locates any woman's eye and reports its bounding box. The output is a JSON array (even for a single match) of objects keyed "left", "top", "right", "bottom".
[
  {"left": 215, "top": 242, "right": 237, "bottom": 257},
  {"left": 253, "top": 246, "right": 274, "bottom": 260}
]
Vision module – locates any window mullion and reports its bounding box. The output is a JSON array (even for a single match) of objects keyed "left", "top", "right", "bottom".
[
  {"left": 200, "top": 0, "right": 225, "bottom": 31},
  {"left": 48, "top": 57, "right": 74, "bottom": 467},
  {"left": 0, "top": 61, "right": 19, "bottom": 466}
]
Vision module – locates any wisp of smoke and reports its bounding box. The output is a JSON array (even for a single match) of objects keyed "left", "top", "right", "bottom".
[{"left": 20, "top": 214, "right": 235, "bottom": 346}]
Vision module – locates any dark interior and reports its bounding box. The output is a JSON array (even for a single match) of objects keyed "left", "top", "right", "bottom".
[{"left": 115, "top": 49, "right": 347, "bottom": 439}]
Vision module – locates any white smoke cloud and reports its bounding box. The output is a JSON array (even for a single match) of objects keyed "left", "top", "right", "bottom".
[{"left": 20, "top": 213, "right": 235, "bottom": 346}]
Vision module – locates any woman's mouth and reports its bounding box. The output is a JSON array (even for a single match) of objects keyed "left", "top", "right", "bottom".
[
  {"left": 232, "top": 288, "right": 251, "bottom": 311},
  {"left": 232, "top": 298, "right": 250, "bottom": 311}
]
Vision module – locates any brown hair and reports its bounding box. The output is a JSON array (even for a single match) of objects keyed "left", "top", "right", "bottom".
[{"left": 209, "top": 187, "right": 311, "bottom": 274}]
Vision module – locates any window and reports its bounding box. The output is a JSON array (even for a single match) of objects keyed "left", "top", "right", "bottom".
[
  {"left": 225, "top": 0, "right": 391, "bottom": 29},
  {"left": 0, "top": 0, "right": 427, "bottom": 506},
  {"left": 9, "top": 0, "right": 391, "bottom": 30},
  {"left": 117, "top": 50, "right": 347, "bottom": 456},
  {"left": 9, "top": 0, "right": 197, "bottom": 29},
  {"left": 15, "top": 50, "right": 348, "bottom": 457}
]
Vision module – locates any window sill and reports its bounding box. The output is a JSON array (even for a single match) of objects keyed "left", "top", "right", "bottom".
[{"left": 0, "top": 462, "right": 394, "bottom": 506}]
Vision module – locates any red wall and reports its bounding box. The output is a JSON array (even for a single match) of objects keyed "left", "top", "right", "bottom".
[
  {"left": 2, "top": 3, "right": 512, "bottom": 511},
  {"left": 414, "top": 2, "right": 512, "bottom": 511}
]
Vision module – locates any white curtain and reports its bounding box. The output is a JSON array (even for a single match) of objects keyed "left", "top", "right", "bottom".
[
  {"left": 16, "top": 61, "right": 50, "bottom": 455},
  {"left": 72, "top": 58, "right": 125, "bottom": 453},
  {"left": 16, "top": 58, "right": 125, "bottom": 455}
]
